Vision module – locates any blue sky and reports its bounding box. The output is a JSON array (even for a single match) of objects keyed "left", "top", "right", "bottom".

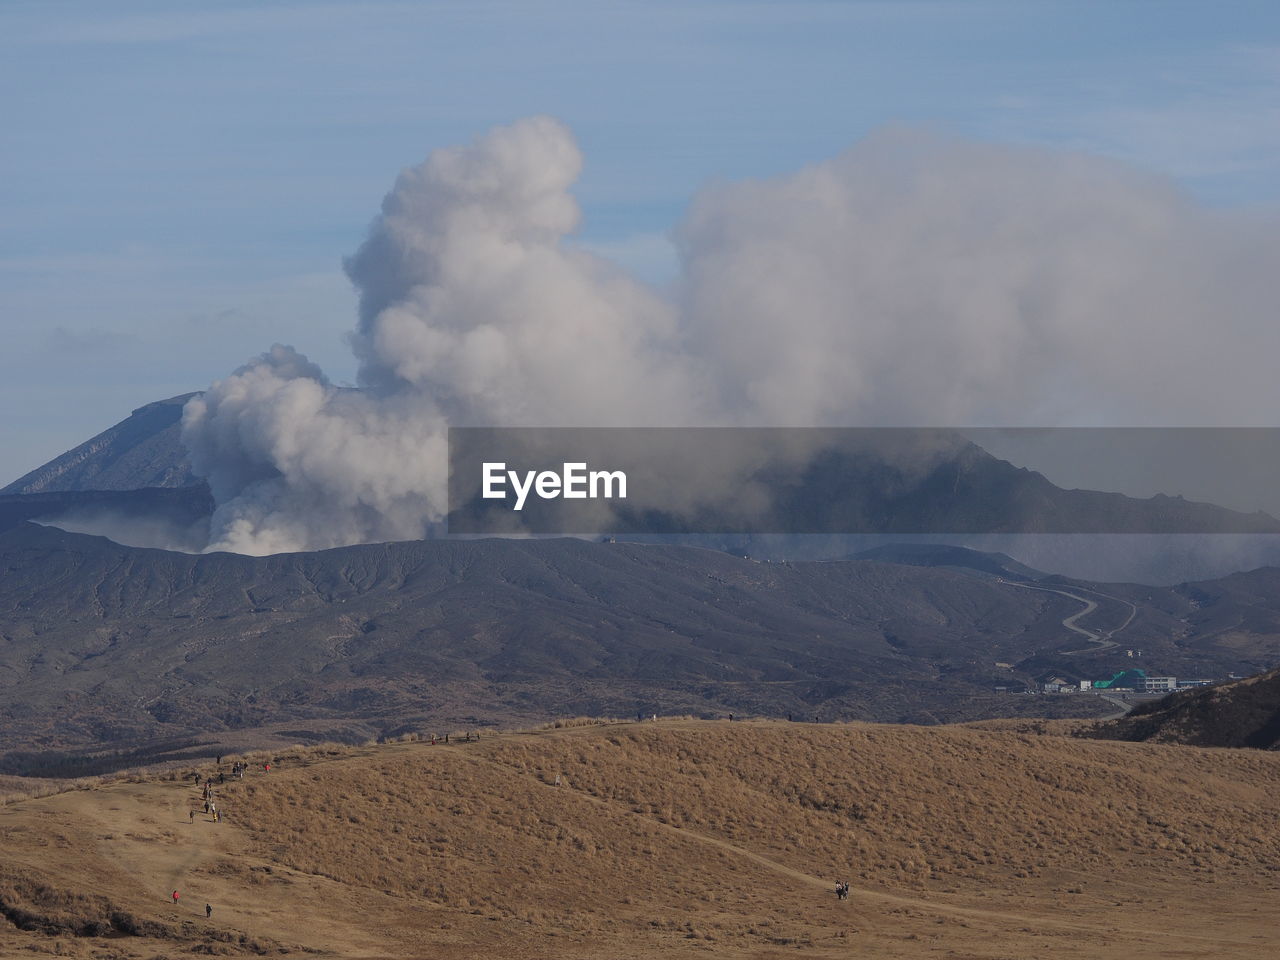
[{"left": 3, "top": 0, "right": 1279, "bottom": 482}]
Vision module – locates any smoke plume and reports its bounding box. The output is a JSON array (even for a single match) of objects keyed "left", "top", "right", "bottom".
[{"left": 183, "top": 117, "right": 1280, "bottom": 554}]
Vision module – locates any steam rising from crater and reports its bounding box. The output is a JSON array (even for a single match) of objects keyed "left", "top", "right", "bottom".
[{"left": 182, "top": 116, "right": 1280, "bottom": 554}]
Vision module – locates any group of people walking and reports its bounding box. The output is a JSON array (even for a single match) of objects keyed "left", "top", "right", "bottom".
[
  {"left": 834, "top": 880, "right": 851, "bottom": 900},
  {"left": 194, "top": 776, "right": 224, "bottom": 822},
  {"left": 175, "top": 754, "right": 275, "bottom": 918}
]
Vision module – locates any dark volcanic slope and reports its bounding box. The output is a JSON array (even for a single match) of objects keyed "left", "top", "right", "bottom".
[
  {"left": 1090, "top": 667, "right": 1280, "bottom": 749},
  {"left": 3, "top": 523, "right": 1280, "bottom": 764},
  {"left": 1, "top": 394, "right": 196, "bottom": 494},
  {"left": 850, "top": 542, "right": 1046, "bottom": 581},
  {"left": 0, "top": 523, "right": 1111, "bottom": 758},
  {"left": 765, "top": 440, "right": 1280, "bottom": 534}
]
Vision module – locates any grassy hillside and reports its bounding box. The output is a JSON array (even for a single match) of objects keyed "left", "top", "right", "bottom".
[
  {"left": 2, "top": 719, "right": 1277, "bottom": 958},
  {"left": 1090, "top": 666, "right": 1280, "bottom": 749}
]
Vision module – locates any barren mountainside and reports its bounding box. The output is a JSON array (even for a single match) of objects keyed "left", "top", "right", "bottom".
[
  {"left": 1, "top": 394, "right": 197, "bottom": 495},
  {"left": 0, "top": 522, "right": 1100, "bottom": 763},
  {"left": 4, "top": 522, "right": 1280, "bottom": 767}
]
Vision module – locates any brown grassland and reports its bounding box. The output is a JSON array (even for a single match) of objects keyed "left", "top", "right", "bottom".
[{"left": 1, "top": 718, "right": 1277, "bottom": 959}]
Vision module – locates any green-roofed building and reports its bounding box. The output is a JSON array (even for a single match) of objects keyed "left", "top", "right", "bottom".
[{"left": 1092, "top": 669, "right": 1148, "bottom": 689}]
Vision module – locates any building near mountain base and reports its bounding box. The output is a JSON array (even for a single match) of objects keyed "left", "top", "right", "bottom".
[{"left": 1092, "top": 669, "right": 1148, "bottom": 690}]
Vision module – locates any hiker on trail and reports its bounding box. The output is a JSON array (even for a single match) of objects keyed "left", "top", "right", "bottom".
[
  {"left": 172, "top": 890, "right": 180, "bottom": 905},
  {"left": 189, "top": 810, "right": 194, "bottom": 823},
  {"left": 206, "top": 903, "right": 212, "bottom": 918},
  {"left": 204, "top": 800, "right": 209, "bottom": 814},
  {"left": 554, "top": 774, "right": 562, "bottom": 787}
]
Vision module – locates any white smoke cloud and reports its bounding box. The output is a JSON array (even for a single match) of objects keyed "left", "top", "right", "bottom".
[
  {"left": 677, "top": 128, "right": 1280, "bottom": 427},
  {"left": 184, "top": 117, "right": 704, "bottom": 553},
  {"left": 183, "top": 117, "right": 1280, "bottom": 555},
  {"left": 183, "top": 346, "right": 449, "bottom": 553}
]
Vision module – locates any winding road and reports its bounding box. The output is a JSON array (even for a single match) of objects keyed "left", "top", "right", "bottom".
[{"left": 997, "top": 579, "right": 1137, "bottom": 655}]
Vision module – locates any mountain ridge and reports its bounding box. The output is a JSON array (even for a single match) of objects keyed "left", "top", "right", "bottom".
[
  {"left": 2, "top": 394, "right": 198, "bottom": 495},
  {"left": 9, "top": 398, "right": 1280, "bottom": 539}
]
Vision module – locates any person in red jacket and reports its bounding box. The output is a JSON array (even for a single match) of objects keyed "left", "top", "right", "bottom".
[{"left": 172, "top": 890, "right": 180, "bottom": 905}]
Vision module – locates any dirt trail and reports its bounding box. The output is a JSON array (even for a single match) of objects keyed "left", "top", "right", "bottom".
[
  {"left": 444, "top": 740, "right": 1266, "bottom": 951},
  {"left": 1, "top": 774, "right": 401, "bottom": 958},
  {"left": 12, "top": 779, "right": 218, "bottom": 904}
]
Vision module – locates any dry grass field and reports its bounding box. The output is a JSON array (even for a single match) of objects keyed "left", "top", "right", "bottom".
[{"left": 1, "top": 718, "right": 1277, "bottom": 959}]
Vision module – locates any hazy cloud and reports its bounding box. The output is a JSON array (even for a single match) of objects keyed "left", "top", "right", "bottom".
[{"left": 45, "top": 326, "right": 135, "bottom": 356}]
